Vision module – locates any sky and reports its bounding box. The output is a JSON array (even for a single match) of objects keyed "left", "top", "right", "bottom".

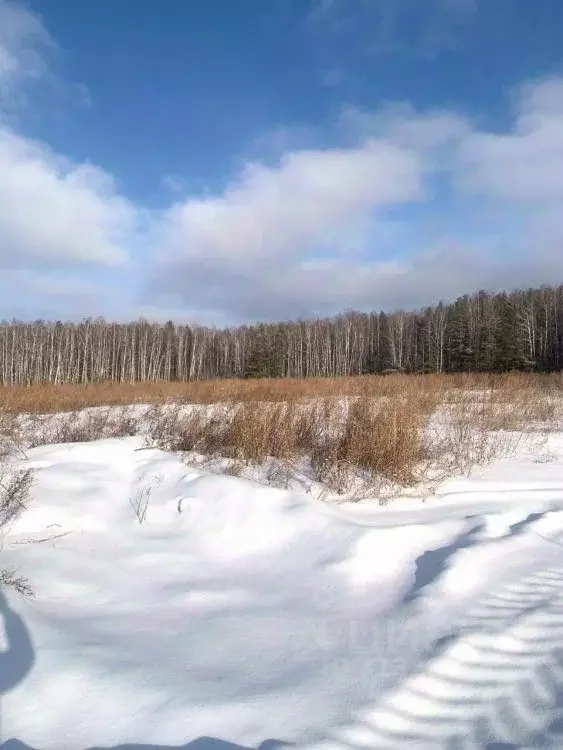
[{"left": 1, "top": 0, "right": 563, "bottom": 326}]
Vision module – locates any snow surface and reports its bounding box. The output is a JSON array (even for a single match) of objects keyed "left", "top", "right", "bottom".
[{"left": 3, "top": 432, "right": 563, "bottom": 749}]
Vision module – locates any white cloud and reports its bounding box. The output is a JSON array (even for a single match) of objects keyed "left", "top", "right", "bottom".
[
  {"left": 0, "top": 126, "right": 135, "bottom": 268},
  {"left": 150, "top": 76, "right": 563, "bottom": 322},
  {"left": 1, "top": 0, "right": 562, "bottom": 326},
  {"left": 148, "top": 137, "right": 428, "bottom": 321},
  {"left": 148, "top": 136, "right": 431, "bottom": 321},
  {"left": 458, "top": 78, "right": 563, "bottom": 203},
  {"left": 0, "top": 0, "right": 53, "bottom": 105},
  {"left": 0, "top": 1, "right": 136, "bottom": 271},
  {"left": 157, "top": 140, "right": 424, "bottom": 269},
  {"left": 339, "top": 103, "right": 471, "bottom": 158}
]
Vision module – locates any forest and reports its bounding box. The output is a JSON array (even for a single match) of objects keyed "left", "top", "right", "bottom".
[{"left": 0, "top": 283, "right": 561, "bottom": 385}]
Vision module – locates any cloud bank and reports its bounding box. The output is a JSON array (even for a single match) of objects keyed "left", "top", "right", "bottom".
[
  {"left": 0, "top": 0, "right": 561, "bottom": 324},
  {"left": 149, "top": 77, "right": 563, "bottom": 322}
]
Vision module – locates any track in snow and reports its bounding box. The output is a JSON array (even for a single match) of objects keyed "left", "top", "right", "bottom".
[{"left": 306, "top": 524, "right": 563, "bottom": 750}]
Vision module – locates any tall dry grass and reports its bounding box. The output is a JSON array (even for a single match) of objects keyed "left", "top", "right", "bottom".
[
  {"left": 1, "top": 371, "right": 561, "bottom": 415},
  {"left": 0, "top": 372, "right": 561, "bottom": 499},
  {"left": 147, "top": 382, "right": 542, "bottom": 494}
]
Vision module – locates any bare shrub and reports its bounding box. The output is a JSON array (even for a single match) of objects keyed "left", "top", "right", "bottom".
[
  {"left": 477, "top": 388, "right": 560, "bottom": 432},
  {"left": 224, "top": 459, "right": 245, "bottom": 477},
  {"left": 0, "top": 410, "right": 26, "bottom": 460},
  {"left": 428, "top": 386, "right": 548, "bottom": 480},
  {"left": 0, "top": 459, "right": 33, "bottom": 596},
  {"left": 46, "top": 412, "right": 101, "bottom": 444},
  {"left": 0, "top": 468, "right": 32, "bottom": 528},
  {"left": 0, "top": 567, "right": 33, "bottom": 596},
  {"left": 144, "top": 403, "right": 182, "bottom": 449},
  {"left": 310, "top": 448, "right": 354, "bottom": 495},
  {"left": 265, "top": 458, "right": 295, "bottom": 488},
  {"left": 26, "top": 407, "right": 141, "bottom": 448},
  {"left": 148, "top": 405, "right": 228, "bottom": 455}
]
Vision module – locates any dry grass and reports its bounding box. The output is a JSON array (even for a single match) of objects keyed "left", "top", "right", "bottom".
[
  {"left": 143, "top": 372, "right": 563, "bottom": 496},
  {"left": 0, "top": 372, "right": 555, "bottom": 597},
  {"left": 1, "top": 371, "right": 562, "bottom": 500},
  {"left": 147, "top": 386, "right": 514, "bottom": 494},
  {"left": 0, "top": 371, "right": 559, "bottom": 415},
  {"left": 327, "top": 394, "right": 438, "bottom": 485}
]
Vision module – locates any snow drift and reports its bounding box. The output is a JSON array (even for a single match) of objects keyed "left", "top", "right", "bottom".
[{"left": 2, "top": 435, "right": 563, "bottom": 748}]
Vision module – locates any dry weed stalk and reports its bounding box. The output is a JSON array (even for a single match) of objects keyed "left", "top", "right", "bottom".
[
  {"left": 130, "top": 485, "right": 151, "bottom": 524},
  {"left": 0, "top": 436, "right": 33, "bottom": 595}
]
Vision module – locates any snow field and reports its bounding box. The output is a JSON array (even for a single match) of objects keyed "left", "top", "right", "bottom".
[{"left": 2, "top": 426, "right": 563, "bottom": 747}]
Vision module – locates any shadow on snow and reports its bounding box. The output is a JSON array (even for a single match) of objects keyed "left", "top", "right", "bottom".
[{"left": 0, "top": 585, "right": 289, "bottom": 750}]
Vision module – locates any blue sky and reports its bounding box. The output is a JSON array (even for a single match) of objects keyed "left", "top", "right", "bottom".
[{"left": 1, "top": 0, "right": 563, "bottom": 325}]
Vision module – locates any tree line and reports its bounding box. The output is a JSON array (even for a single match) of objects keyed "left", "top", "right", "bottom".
[{"left": 0, "top": 283, "right": 562, "bottom": 385}]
